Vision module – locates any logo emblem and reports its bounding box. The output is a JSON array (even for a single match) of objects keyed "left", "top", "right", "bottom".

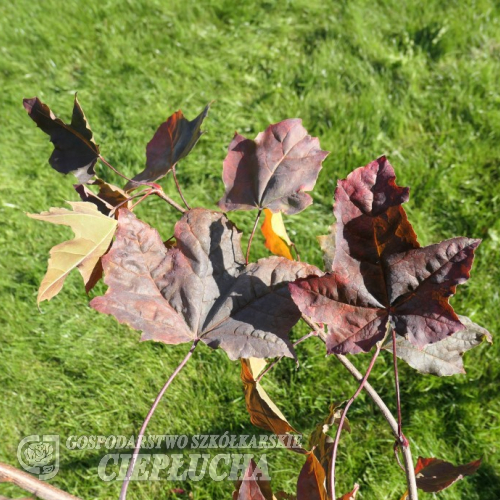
[{"left": 17, "top": 435, "right": 59, "bottom": 480}]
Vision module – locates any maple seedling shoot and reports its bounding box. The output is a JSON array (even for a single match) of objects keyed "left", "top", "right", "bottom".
[{"left": 9, "top": 94, "right": 490, "bottom": 500}]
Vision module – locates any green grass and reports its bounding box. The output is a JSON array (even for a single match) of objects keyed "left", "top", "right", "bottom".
[{"left": 1, "top": 0, "right": 500, "bottom": 498}]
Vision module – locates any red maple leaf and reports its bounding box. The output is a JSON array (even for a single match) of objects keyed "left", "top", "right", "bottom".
[
  {"left": 217, "top": 119, "right": 328, "bottom": 215},
  {"left": 289, "top": 157, "right": 480, "bottom": 355},
  {"left": 91, "top": 208, "right": 320, "bottom": 360}
]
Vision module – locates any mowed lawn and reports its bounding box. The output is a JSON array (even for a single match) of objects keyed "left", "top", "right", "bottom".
[{"left": 1, "top": 0, "right": 500, "bottom": 498}]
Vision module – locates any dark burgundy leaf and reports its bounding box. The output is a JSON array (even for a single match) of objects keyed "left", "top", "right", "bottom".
[
  {"left": 91, "top": 208, "right": 320, "bottom": 360},
  {"left": 233, "top": 459, "right": 273, "bottom": 500},
  {"left": 297, "top": 452, "right": 327, "bottom": 500},
  {"left": 23, "top": 95, "right": 99, "bottom": 183},
  {"left": 218, "top": 119, "right": 329, "bottom": 215},
  {"left": 124, "top": 104, "right": 210, "bottom": 189},
  {"left": 414, "top": 456, "right": 481, "bottom": 492},
  {"left": 290, "top": 157, "right": 481, "bottom": 354}
]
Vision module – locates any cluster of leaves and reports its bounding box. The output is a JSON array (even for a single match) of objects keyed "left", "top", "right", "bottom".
[
  {"left": 24, "top": 95, "right": 491, "bottom": 498},
  {"left": 232, "top": 455, "right": 481, "bottom": 500}
]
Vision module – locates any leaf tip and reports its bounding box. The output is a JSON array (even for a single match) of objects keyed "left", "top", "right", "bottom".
[{"left": 23, "top": 97, "right": 37, "bottom": 113}]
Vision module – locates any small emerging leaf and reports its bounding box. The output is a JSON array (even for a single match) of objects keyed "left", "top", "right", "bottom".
[
  {"left": 309, "top": 403, "right": 350, "bottom": 474},
  {"left": 337, "top": 484, "right": 359, "bottom": 500},
  {"left": 261, "top": 209, "right": 293, "bottom": 260},
  {"left": 414, "top": 456, "right": 481, "bottom": 492},
  {"left": 386, "top": 315, "right": 492, "bottom": 376},
  {"left": 23, "top": 95, "right": 99, "bottom": 183},
  {"left": 218, "top": 119, "right": 329, "bottom": 215},
  {"left": 27, "top": 202, "right": 117, "bottom": 303},
  {"left": 125, "top": 104, "right": 210, "bottom": 189}
]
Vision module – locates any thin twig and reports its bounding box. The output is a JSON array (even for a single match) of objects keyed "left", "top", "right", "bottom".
[
  {"left": 256, "top": 330, "right": 317, "bottom": 383},
  {"left": 300, "top": 315, "right": 418, "bottom": 500},
  {"left": 0, "top": 462, "right": 81, "bottom": 500},
  {"left": 329, "top": 342, "right": 382, "bottom": 499},
  {"left": 171, "top": 166, "right": 191, "bottom": 209},
  {"left": 109, "top": 189, "right": 151, "bottom": 216},
  {"left": 335, "top": 350, "right": 418, "bottom": 499},
  {"left": 246, "top": 209, "right": 262, "bottom": 265},
  {"left": 119, "top": 340, "right": 198, "bottom": 500},
  {"left": 98, "top": 157, "right": 186, "bottom": 214},
  {"left": 129, "top": 190, "right": 155, "bottom": 210},
  {"left": 153, "top": 190, "right": 186, "bottom": 214},
  {"left": 392, "top": 328, "right": 408, "bottom": 445},
  {"left": 394, "top": 442, "right": 406, "bottom": 471},
  {"left": 99, "top": 156, "right": 134, "bottom": 183},
  {"left": 290, "top": 243, "right": 301, "bottom": 262}
]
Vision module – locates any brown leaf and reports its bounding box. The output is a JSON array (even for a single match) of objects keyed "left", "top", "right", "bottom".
[
  {"left": 297, "top": 452, "right": 328, "bottom": 500},
  {"left": 233, "top": 459, "right": 273, "bottom": 500},
  {"left": 218, "top": 119, "right": 329, "bottom": 215},
  {"left": 27, "top": 202, "right": 117, "bottom": 304},
  {"left": 290, "top": 157, "right": 482, "bottom": 354},
  {"left": 243, "top": 358, "right": 269, "bottom": 380},
  {"left": 337, "top": 484, "right": 359, "bottom": 500},
  {"left": 124, "top": 104, "right": 210, "bottom": 189},
  {"left": 23, "top": 95, "right": 99, "bottom": 183},
  {"left": 91, "top": 208, "right": 321, "bottom": 359},
  {"left": 414, "top": 456, "right": 481, "bottom": 492},
  {"left": 240, "top": 359, "right": 302, "bottom": 450},
  {"left": 75, "top": 178, "right": 131, "bottom": 215},
  {"left": 261, "top": 209, "right": 293, "bottom": 260},
  {"left": 85, "top": 254, "right": 105, "bottom": 294},
  {"left": 385, "top": 315, "right": 492, "bottom": 376}
]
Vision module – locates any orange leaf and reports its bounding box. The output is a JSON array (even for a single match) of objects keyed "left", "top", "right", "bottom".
[
  {"left": 337, "top": 483, "right": 359, "bottom": 500},
  {"left": 261, "top": 209, "right": 293, "bottom": 260}
]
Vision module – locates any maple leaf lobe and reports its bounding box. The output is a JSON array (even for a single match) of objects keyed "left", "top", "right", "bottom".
[
  {"left": 338, "top": 156, "right": 409, "bottom": 216},
  {"left": 387, "top": 314, "right": 492, "bottom": 376}
]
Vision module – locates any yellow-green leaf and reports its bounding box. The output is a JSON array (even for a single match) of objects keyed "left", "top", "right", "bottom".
[{"left": 28, "top": 201, "right": 117, "bottom": 304}]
